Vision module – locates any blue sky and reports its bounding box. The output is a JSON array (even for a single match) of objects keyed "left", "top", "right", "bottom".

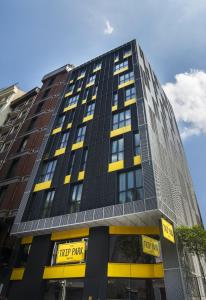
[{"left": 0, "top": 0, "right": 206, "bottom": 225}]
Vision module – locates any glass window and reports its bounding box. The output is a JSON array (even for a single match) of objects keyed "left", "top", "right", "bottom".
[
  {"left": 77, "top": 79, "right": 83, "bottom": 89},
  {"left": 42, "top": 88, "right": 51, "bottom": 98},
  {"left": 114, "top": 60, "right": 128, "bottom": 72},
  {"left": 41, "top": 190, "right": 55, "bottom": 218},
  {"left": 0, "top": 186, "right": 7, "bottom": 206},
  {"left": 75, "top": 126, "right": 86, "bottom": 143},
  {"left": 66, "top": 84, "right": 75, "bottom": 93},
  {"left": 79, "top": 69, "right": 86, "bottom": 77},
  {"left": 67, "top": 109, "right": 75, "bottom": 123},
  {"left": 59, "top": 131, "right": 69, "bottom": 148},
  {"left": 110, "top": 138, "right": 124, "bottom": 162},
  {"left": 125, "top": 86, "right": 136, "bottom": 100},
  {"left": 84, "top": 89, "right": 89, "bottom": 100},
  {"left": 114, "top": 53, "right": 119, "bottom": 62},
  {"left": 65, "top": 95, "right": 79, "bottom": 107},
  {"left": 69, "top": 183, "right": 83, "bottom": 213},
  {"left": 92, "top": 86, "right": 98, "bottom": 96},
  {"left": 80, "top": 148, "right": 88, "bottom": 171},
  {"left": 134, "top": 132, "right": 141, "bottom": 155},
  {"left": 124, "top": 48, "right": 132, "bottom": 57},
  {"left": 94, "top": 62, "right": 102, "bottom": 69},
  {"left": 7, "top": 159, "right": 19, "bottom": 178},
  {"left": 39, "top": 160, "right": 57, "bottom": 182},
  {"left": 56, "top": 115, "right": 65, "bottom": 128},
  {"left": 19, "top": 138, "right": 28, "bottom": 152},
  {"left": 119, "top": 71, "right": 134, "bottom": 85},
  {"left": 85, "top": 103, "right": 95, "bottom": 117},
  {"left": 119, "top": 168, "right": 143, "bottom": 203},
  {"left": 87, "top": 74, "right": 96, "bottom": 84},
  {"left": 68, "top": 152, "right": 75, "bottom": 174},
  {"left": 112, "top": 109, "right": 131, "bottom": 130},
  {"left": 112, "top": 92, "right": 118, "bottom": 106},
  {"left": 27, "top": 117, "right": 37, "bottom": 131}
]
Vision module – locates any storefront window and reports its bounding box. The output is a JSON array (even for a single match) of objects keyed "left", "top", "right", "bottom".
[
  {"left": 15, "top": 244, "right": 31, "bottom": 267},
  {"left": 109, "top": 235, "right": 157, "bottom": 263},
  {"left": 43, "top": 279, "right": 84, "bottom": 300},
  {"left": 107, "top": 278, "right": 166, "bottom": 300}
]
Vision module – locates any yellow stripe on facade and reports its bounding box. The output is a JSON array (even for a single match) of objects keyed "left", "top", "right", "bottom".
[
  {"left": 43, "top": 264, "right": 86, "bottom": 279},
  {"left": 107, "top": 263, "right": 164, "bottom": 278},
  {"left": 64, "top": 175, "right": 71, "bottom": 184},
  {"left": 33, "top": 180, "right": 52, "bottom": 192},
  {"left": 108, "top": 160, "right": 124, "bottom": 172},
  {"left": 109, "top": 226, "right": 160, "bottom": 235},
  {"left": 112, "top": 105, "right": 117, "bottom": 112},
  {"left": 110, "top": 125, "right": 131, "bottom": 138},
  {"left": 21, "top": 236, "right": 33, "bottom": 245},
  {"left": 52, "top": 127, "right": 62, "bottom": 135},
  {"left": 118, "top": 79, "right": 135, "bottom": 90},
  {"left": 54, "top": 148, "right": 66, "bottom": 157},
  {"left": 67, "top": 122, "right": 72, "bottom": 129},
  {"left": 63, "top": 103, "right": 77, "bottom": 113},
  {"left": 124, "top": 98, "right": 136, "bottom": 107},
  {"left": 64, "top": 91, "right": 73, "bottom": 98},
  {"left": 51, "top": 228, "right": 89, "bottom": 240},
  {"left": 83, "top": 115, "right": 93, "bottom": 123},
  {"left": 82, "top": 99, "right": 87, "bottom": 105},
  {"left": 86, "top": 82, "right": 94, "bottom": 88},
  {"left": 93, "top": 66, "right": 101, "bottom": 73},
  {"left": 113, "top": 66, "right": 128, "bottom": 76},
  {"left": 71, "top": 141, "right": 84, "bottom": 151},
  {"left": 10, "top": 268, "right": 25, "bottom": 281},
  {"left": 133, "top": 155, "right": 141, "bottom": 166},
  {"left": 78, "top": 171, "right": 85, "bottom": 181},
  {"left": 92, "top": 95, "right": 96, "bottom": 100}
]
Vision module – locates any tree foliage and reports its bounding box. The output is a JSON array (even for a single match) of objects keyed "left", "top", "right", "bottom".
[{"left": 175, "top": 225, "right": 206, "bottom": 257}]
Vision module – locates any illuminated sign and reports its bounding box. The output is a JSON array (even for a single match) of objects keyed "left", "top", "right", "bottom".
[
  {"left": 56, "top": 241, "right": 85, "bottom": 264},
  {"left": 142, "top": 235, "right": 160, "bottom": 257},
  {"left": 161, "top": 218, "right": 175, "bottom": 243}
]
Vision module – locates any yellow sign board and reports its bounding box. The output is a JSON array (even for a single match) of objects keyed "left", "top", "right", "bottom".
[
  {"left": 142, "top": 235, "right": 160, "bottom": 257},
  {"left": 56, "top": 241, "right": 85, "bottom": 264},
  {"left": 161, "top": 218, "right": 175, "bottom": 243}
]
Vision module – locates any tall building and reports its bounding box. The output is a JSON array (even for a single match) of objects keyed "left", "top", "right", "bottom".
[
  {"left": 0, "top": 84, "right": 25, "bottom": 126},
  {"left": 5, "top": 40, "right": 205, "bottom": 300},
  {"left": 0, "top": 65, "right": 73, "bottom": 295}
]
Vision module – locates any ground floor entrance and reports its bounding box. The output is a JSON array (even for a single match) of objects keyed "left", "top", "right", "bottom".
[
  {"left": 42, "top": 278, "right": 166, "bottom": 300},
  {"left": 43, "top": 279, "right": 84, "bottom": 300}
]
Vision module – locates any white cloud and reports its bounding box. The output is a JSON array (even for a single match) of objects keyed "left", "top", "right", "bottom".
[
  {"left": 162, "top": 70, "right": 206, "bottom": 139},
  {"left": 104, "top": 20, "right": 114, "bottom": 35}
]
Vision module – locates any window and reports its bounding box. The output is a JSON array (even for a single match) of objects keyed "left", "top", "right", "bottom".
[
  {"left": 84, "top": 89, "right": 89, "bottom": 100},
  {"left": 80, "top": 148, "right": 88, "bottom": 171},
  {"left": 112, "top": 109, "right": 131, "bottom": 130},
  {"left": 125, "top": 86, "right": 136, "bottom": 100},
  {"left": 41, "top": 190, "right": 55, "bottom": 218},
  {"left": 114, "top": 60, "right": 128, "bottom": 72},
  {"left": 48, "top": 77, "right": 55, "bottom": 86},
  {"left": 68, "top": 152, "right": 75, "bottom": 174},
  {"left": 85, "top": 103, "right": 95, "bottom": 117},
  {"left": 110, "top": 138, "right": 124, "bottom": 162},
  {"left": 65, "top": 95, "right": 79, "bottom": 107},
  {"left": 0, "top": 186, "right": 7, "bottom": 206},
  {"left": 92, "top": 86, "right": 98, "bottom": 96},
  {"left": 66, "top": 84, "right": 75, "bottom": 94},
  {"left": 35, "top": 101, "right": 44, "bottom": 114},
  {"left": 119, "top": 72, "right": 134, "bottom": 85},
  {"left": 77, "top": 79, "right": 83, "bottom": 89},
  {"left": 39, "top": 160, "right": 57, "bottom": 182},
  {"left": 19, "top": 138, "right": 28, "bottom": 152},
  {"left": 56, "top": 115, "right": 65, "bottom": 128},
  {"left": 87, "top": 74, "right": 96, "bottom": 84},
  {"left": 59, "top": 131, "right": 69, "bottom": 148},
  {"left": 79, "top": 70, "right": 86, "bottom": 77},
  {"left": 7, "top": 159, "right": 19, "bottom": 178},
  {"left": 94, "top": 62, "right": 102, "bottom": 69},
  {"left": 112, "top": 92, "right": 118, "bottom": 106},
  {"left": 134, "top": 133, "right": 141, "bottom": 155},
  {"left": 43, "top": 88, "right": 51, "bottom": 98},
  {"left": 69, "top": 183, "right": 83, "bottom": 213},
  {"left": 27, "top": 117, "right": 37, "bottom": 131},
  {"left": 67, "top": 110, "right": 75, "bottom": 123},
  {"left": 119, "top": 169, "right": 143, "bottom": 203},
  {"left": 124, "top": 48, "right": 132, "bottom": 57},
  {"left": 114, "top": 53, "right": 119, "bottom": 62},
  {"left": 75, "top": 126, "right": 86, "bottom": 143}
]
